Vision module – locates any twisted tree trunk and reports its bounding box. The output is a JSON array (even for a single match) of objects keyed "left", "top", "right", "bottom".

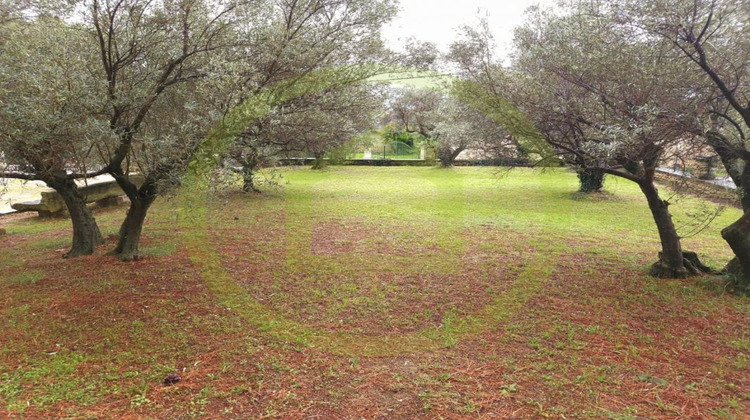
[
  {"left": 705, "top": 131, "right": 750, "bottom": 294},
  {"left": 46, "top": 177, "right": 104, "bottom": 258},
  {"left": 721, "top": 213, "right": 750, "bottom": 295},
  {"left": 112, "top": 176, "right": 157, "bottom": 262},
  {"left": 639, "top": 181, "right": 690, "bottom": 278},
  {"left": 241, "top": 169, "right": 261, "bottom": 193},
  {"left": 114, "top": 197, "right": 154, "bottom": 261},
  {"left": 438, "top": 145, "right": 465, "bottom": 167}
]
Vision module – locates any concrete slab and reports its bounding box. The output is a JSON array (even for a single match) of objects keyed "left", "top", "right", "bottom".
[
  {"left": 0, "top": 175, "right": 128, "bottom": 215},
  {"left": 0, "top": 179, "right": 47, "bottom": 215}
]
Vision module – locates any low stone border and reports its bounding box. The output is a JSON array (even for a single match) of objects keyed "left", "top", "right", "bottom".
[{"left": 654, "top": 170, "right": 740, "bottom": 208}]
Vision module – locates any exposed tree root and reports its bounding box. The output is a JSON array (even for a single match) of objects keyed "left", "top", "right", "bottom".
[
  {"left": 721, "top": 258, "right": 750, "bottom": 296},
  {"left": 650, "top": 251, "right": 715, "bottom": 279},
  {"left": 682, "top": 251, "right": 718, "bottom": 274}
]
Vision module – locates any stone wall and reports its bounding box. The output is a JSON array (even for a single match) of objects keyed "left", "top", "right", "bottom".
[{"left": 655, "top": 170, "right": 740, "bottom": 208}]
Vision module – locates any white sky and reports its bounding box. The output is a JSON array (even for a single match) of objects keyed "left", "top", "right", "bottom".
[{"left": 382, "top": 0, "right": 556, "bottom": 63}]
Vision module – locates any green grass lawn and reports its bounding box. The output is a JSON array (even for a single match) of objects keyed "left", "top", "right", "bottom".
[{"left": 0, "top": 167, "right": 747, "bottom": 419}]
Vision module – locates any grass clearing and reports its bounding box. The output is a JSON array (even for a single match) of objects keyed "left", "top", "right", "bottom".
[{"left": 0, "top": 167, "right": 747, "bottom": 418}]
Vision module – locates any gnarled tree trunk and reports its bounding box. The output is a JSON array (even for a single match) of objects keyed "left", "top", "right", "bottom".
[
  {"left": 438, "top": 145, "right": 465, "bottom": 167},
  {"left": 47, "top": 177, "right": 104, "bottom": 258},
  {"left": 705, "top": 131, "right": 750, "bottom": 293},
  {"left": 114, "top": 199, "right": 153, "bottom": 261},
  {"left": 639, "top": 181, "right": 689, "bottom": 278},
  {"left": 720, "top": 213, "right": 750, "bottom": 295},
  {"left": 241, "top": 169, "right": 261, "bottom": 193},
  {"left": 112, "top": 176, "right": 157, "bottom": 262},
  {"left": 114, "top": 195, "right": 155, "bottom": 262}
]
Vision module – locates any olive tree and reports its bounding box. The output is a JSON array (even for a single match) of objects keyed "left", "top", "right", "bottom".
[
  {"left": 432, "top": 97, "right": 517, "bottom": 167},
  {"left": 387, "top": 88, "right": 440, "bottom": 138},
  {"left": 227, "top": 84, "right": 383, "bottom": 190},
  {"left": 0, "top": 15, "right": 115, "bottom": 257},
  {"left": 383, "top": 85, "right": 514, "bottom": 167},
  {"left": 510, "top": 1, "right": 711, "bottom": 277},
  {"left": 87, "top": 0, "right": 396, "bottom": 261},
  {"left": 622, "top": 0, "right": 750, "bottom": 291},
  {"left": 225, "top": 0, "right": 396, "bottom": 184},
  {"left": 445, "top": 21, "right": 549, "bottom": 170},
  {"left": 80, "top": 0, "right": 249, "bottom": 261}
]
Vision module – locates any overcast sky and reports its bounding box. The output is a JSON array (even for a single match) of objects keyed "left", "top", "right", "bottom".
[{"left": 382, "top": 0, "right": 555, "bottom": 63}]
